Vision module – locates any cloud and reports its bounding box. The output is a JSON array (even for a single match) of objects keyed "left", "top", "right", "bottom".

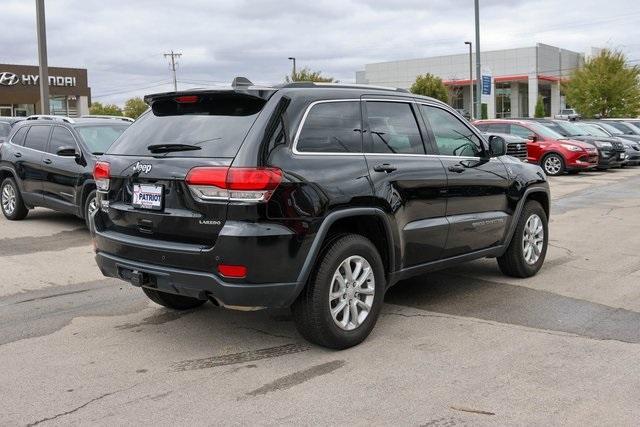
[{"left": 1, "top": 0, "right": 638, "bottom": 105}]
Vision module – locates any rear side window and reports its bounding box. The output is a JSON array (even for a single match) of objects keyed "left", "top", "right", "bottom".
[
  {"left": 10, "top": 126, "right": 28, "bottom": 146},
  {"left": 24, "top": 125, "right": 51, "bottom": 152},
  {"left": 296, "top": 101, "right": 362, "bottom": 153},
  {"left": 108, "top": 95, "right": 264, "bottom": 158},
  {"left": 366, "top": 101, "right": 425, "bottom": 154},
  {"left": 49, "top": 127, "right": 77, "bottom": 154},
  {"left": 481, "top": 123, "right": 508, "bottom": 134}
]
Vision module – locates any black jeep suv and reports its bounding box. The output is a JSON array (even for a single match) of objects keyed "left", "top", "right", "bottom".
[
  {"left": 91, "top": 80, "right": 550, "bottom": 349},
  {"left": 0, "top": 116, "right": 130, "bottom": 227}
]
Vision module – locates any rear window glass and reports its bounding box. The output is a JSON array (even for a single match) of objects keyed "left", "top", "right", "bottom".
[
  {"left": 0, "top": 123, "right": 10, "bottom": 138},
  {"left": 76, "top": 124, "right": 129, "bottom": 155},
  {"left": 108, "top": 94, "right": 264, "bottom": 158}
]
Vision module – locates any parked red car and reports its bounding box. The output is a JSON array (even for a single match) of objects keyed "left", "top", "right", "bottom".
[{"left": 473, "top": 119, "right": 598, "bottom": 176}]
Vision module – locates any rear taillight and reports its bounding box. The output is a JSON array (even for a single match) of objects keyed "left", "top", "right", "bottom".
[
  {"left": 185, "top": 166, "right": 282, "bottom": 202},
  {"left": 93, "top": 161, "right": 110, "bottom": 191}
]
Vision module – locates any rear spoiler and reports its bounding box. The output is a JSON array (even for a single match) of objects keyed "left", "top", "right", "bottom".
[{"left": 144, "top": 77, "right": 278, "bottom": 105}]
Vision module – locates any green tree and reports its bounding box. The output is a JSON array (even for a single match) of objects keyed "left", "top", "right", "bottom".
[
  {"left": 89, "top": 102, "right": 122, "bottom": 116},
  {"left": 564, "top": 49, "right": 640, "bottom": 118},
  {"left": 123, "top": 97, "right": 148, "bottom": 119},
  {"left": 410, "top": 73, "right": 449, "bottom": 103},
  {"left": 286, "top": 67, "right": 336, "bottom": 83},
  {"left": 534, "top": 96, "right": 546, "bottom": 118}
]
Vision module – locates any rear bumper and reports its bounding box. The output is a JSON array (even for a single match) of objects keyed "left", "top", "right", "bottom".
[{"left": 95, "top": 251, "right": 302, "bottom": 308}]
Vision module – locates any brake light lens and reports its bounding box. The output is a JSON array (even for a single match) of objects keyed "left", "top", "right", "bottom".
[
  {"left": 217, "top": 264, "right": 247, "bottom": 279},
  {"left": 93, "top": 161, "right": 110, "bottom": 191},
  {"left": 175, "top": 95, "right": 199, "bottom": 104},
  {"left": 185, "top": 166, "right": 282, "bottom": 202}
]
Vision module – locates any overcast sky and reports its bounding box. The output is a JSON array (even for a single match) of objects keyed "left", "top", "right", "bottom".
[{"left": 2, "top": 0, "right": 639, "bottom": 105}]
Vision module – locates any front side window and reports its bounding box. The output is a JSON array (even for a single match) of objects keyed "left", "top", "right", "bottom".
[
  {"left": 23, "top": 125, "right": 51, "bottom": 152},
  {"left": 510, "top": 124, "right": 533, "bottom": 139},
  {"left": 366, "top": 101, "right": 424, "bottom": 154},
  {"left": 421, "top": 105, "right": 483, "bottom": 157},
  {"left": 296, "top": 101, "right": 362, "bottom": 153},
  {"left": 49, "top": 127, "right": 77, "bottom": 154}
]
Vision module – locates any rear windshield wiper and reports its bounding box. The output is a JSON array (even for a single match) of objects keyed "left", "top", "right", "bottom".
[{"left": 147, "top": 143, "right": 202, "bottom": 154}]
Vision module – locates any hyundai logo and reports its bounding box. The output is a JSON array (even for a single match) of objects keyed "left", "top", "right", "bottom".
[{"left": 0, "top": 72, "right": 19, "bottom": 86}]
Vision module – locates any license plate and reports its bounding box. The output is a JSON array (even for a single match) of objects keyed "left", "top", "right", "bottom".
[{"left": 132, "top": 184, "right": 163, "bottom": 210}]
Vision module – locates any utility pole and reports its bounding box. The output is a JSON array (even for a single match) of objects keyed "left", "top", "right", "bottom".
[
  {"left": 288, "top": 57, "right": 297, "bottom": 81},
  {"left": 35, "top": 0, "right": 50, "bottom": 114},
  {"left": 465, "top": 41, "right": 474, "bottom": 119},
  {"left": 164, "top": 50, "right": 182, "bottom": 92},
  {"left": 474, "top": 0, "right": 482, "bottom": 119}
]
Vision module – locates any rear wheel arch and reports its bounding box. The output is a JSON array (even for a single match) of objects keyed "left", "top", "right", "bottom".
[
  {"left": 79, "top": 181, "right": 97, "bottom": 218},
  {"left": 297, "top": 209, "right": 396, "bottom": 287}
]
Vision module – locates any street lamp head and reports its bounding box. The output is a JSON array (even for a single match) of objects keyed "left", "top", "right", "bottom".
[
  {"left": 288, "top": 57, "right": 295, "bottom": 61},
  {"left": 464, "top": 41, "right": 472, "bottom": 46}
]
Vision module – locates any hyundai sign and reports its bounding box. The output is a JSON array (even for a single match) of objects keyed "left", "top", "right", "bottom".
[{"left": 0, "top": 71, "right": 77, "bottom": 87}]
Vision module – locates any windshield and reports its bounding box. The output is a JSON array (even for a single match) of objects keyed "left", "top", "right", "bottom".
[
  {"left": 529, "top": 122, "right": 564, "bottom": 139},
  {"left": 0, "top": 122, "right": 10, "bottom": 138},
  {"left": 76, "top": 124, "right": 130, "bottom": 154},
  {"left": 576, "top": 123, "right": 609, "bottom": 137},
  {"left": 597, "top": 122, "right": 624, "bottom": 135},
  {"left": 555, "top": 120, "right": 586, "bottom": 136}
]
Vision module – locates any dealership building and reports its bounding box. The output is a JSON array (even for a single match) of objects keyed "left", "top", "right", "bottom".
[
  {"left": 356, "top": 43, "right": 585, "bottom": 119},
  {"left": 0, "top": 64, "right": 91, "bottom": 117}
]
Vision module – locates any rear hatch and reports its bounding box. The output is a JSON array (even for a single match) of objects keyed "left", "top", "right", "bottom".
[{"left": 97, "top": 90, "right": 272, "bottom": 247}]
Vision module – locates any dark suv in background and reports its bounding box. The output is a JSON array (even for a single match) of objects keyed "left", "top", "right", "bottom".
[
  {"left": 91, "top": 80, "right": 550, "bottom": 349},
  {"left": 0, "top": 115, "right": 130, "bottom": 227}
]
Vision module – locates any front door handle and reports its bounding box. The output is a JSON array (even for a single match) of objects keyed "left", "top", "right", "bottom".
[
  {"left": 14, "top": 152, "right": 22, "bottom": 158},
  {"left": 43, "top": 158, "right": 52, "bottom": 165},
  {"left": 373, "top": 163, "right": 397, "bottom": 173},
  {"left": 448, "top": 165, "right": 465, "bottom": 173}
]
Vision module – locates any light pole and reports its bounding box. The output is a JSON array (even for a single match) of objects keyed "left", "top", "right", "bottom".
[
  {"left": 465, "top": 41, "right": 473, "bottom": 119},
  {"left": 474, "top": 0, "right": 482, "bottom": 118},
  {"left": 288, "top": 57, "right": 296, "bottom": 81},
  {"left": 35, "top": 0, "right": 50, "bottom": 114}
]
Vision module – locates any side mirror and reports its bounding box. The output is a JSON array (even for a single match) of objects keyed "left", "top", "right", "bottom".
[
  {"left": 56, "top": 146, "right": 79, "bottom": 157},
  {"left": 527, "top": 134, "right": 538, "bottom": 142},
  {"left": 488, "top": 135, "right": 507, "bottom": 157}
]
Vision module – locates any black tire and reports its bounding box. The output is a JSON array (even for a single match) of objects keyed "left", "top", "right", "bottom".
[
  {"left": 292, "top": 234, "right": 385, "bottom": 349},
  {"left": 541, "top": 153, "right": 565, "bottom": 176},
  {"left": 142, "top": 287, "right": 207, "bottom": 310},
  {"left": 1, "top": 177, "right": 29, "bottom": 220},
  {"left": 83, "top": 189, "right": 97, "bottom": 229},
  {"left": 497, "top": 200, "right": 548, "bottom": 278}
]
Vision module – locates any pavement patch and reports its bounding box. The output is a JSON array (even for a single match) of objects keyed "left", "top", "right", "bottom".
[
  {"left": 246, "top": 360, "right": 345, "bottom": 397},
  {"left": 0, "top": 228, "right": 89, "bottom": 257},
  {"left": 172, "top": 343, "right": 311, "bottom": 371},
  {"left": 386, "top": 271, "right": 640, "bottom": 343}
]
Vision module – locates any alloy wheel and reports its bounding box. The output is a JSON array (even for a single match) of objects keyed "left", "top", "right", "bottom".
[
  {"left": 329, "top": 255, "right": 375, "bottom": 331},
  {"left": 2, "top": 183, "right": 16, "bottom": 215},
  {"left": 544, "top": 156, "right": 562, "bottom": 175},
  {"left": 522, "top": 214, "right": 544, "bottom": 265}
]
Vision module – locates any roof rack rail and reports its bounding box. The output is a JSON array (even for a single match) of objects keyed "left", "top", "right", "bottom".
[
  {"left": 280, "top": 81, "right": 410, "bottom": 93},
  {"left": 26, "top": 115, "right": 75, "bottom": 124},
  {"left": 80, "top": 115, "right": 135, "bottom": 122}
]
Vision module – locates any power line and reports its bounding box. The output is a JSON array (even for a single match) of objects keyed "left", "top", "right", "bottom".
[
  {"left": 93, "top": 81, "right": 171, "bottom": 99},
  {"left": 164, "top": 50, "right": 182, "bottom": 92}
]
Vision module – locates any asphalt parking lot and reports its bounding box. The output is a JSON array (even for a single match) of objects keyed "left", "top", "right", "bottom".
[{"left": 1, "top": 168, "right": 640, "bottom": 426}]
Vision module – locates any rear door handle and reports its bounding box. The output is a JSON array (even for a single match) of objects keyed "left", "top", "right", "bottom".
[
  {"left": 14, "top": 152, "right": 22, "bottom": 158},
  {"left": 448, "top": 165, "right": 465, "bottom": 173},
  {"left": 43, "top": 158, "right": 52, "bottom": 165},
  {"left": 373, "top": 163, "right": 397, "bottom": 173}
]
